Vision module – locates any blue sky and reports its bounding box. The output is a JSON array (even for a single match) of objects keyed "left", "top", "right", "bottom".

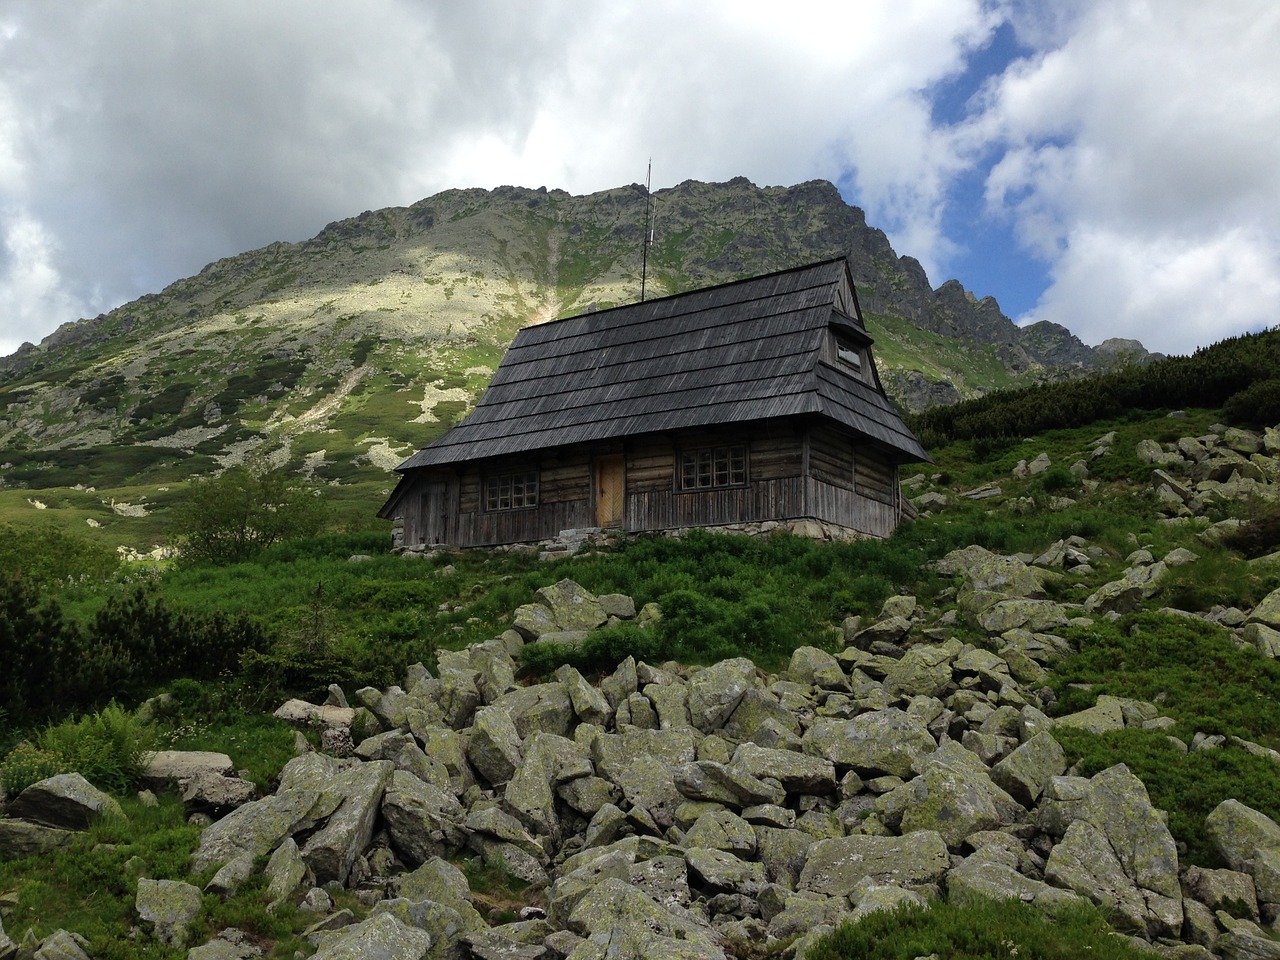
[{"left": 2, "top": 1, "right": 1279, "bottom": 360}]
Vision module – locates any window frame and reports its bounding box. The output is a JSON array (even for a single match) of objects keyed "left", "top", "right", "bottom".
[
  {"left": 677, "top": 443, "right": 748, "bottom": 491},
  {"left": 484, "top": 469, "right": 540, "bottom": 511}
]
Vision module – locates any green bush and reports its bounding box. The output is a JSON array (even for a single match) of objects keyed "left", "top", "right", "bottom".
[
  {"left": 171, "top": 465, "right": 329, "bottom": 565},
  {"left": 1222, "top": 377, "right": 1280, "bottom": 429},
  {"left": 1054, "top": 727, "right": 1280, "bottom": 865},
  {"left": 0, "top": 523, "right": 118, "bottom": 589},
  {"left": 805, "top": 895, "right": 1154, "bottom": 960},
  {"left": 34, "top": 704, "right": 158, "bottom": 794},
  {"left": 1051, "top": 611, "right": 1280, "bottom": 746},
  {"left": 2, "top": 577, "right": 270, "bottom": 723},
  {"left": 1, "top": 741, "right": 72, "bottom": 798},
  {"left": 520, "top": 622, "right": 672, "bottom": 678}
]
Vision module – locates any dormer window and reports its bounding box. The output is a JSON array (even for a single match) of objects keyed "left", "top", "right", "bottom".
[
  {"left": 835, "top": 335, "right": 868, "bottom": 380},
  {"left": 837, "top": 339, "right": 863, "bottom": 372}
]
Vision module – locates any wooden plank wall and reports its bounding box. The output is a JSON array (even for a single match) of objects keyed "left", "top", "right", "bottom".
[
  {"left": 854, "top": 446, "right": 897, "bottom": 505},
  {"left": 628, "top": 477, "right": 808, "bottom": 530},
  {"left": 809, "top": 425, "right": 855, "bottom": 490},
  {"left": 805, "top": 477, "right": 898, "bottom": 538}
]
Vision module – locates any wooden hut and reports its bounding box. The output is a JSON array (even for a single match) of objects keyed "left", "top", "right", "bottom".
[{"left": 378, "top": 257, "right": 929, "bottom": 549}]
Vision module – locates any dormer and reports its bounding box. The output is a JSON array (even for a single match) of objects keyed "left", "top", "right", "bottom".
[{"left": 824, "top": 311, "right": 874, "bottom": 384}]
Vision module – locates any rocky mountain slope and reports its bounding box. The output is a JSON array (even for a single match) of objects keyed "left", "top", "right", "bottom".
[{"left": 0, "top": 178, "right": 1151, "bottom": 498}]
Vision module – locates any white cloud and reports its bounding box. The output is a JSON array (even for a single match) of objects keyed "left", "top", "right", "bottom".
[
  {"left": 0, "top": 209, "right": 86, "bottom": 357},
  {"left": 0, "top": 0, "right": 1001, "bottom": 357},
  {"left": 976, "top": 0, "right": 1280, "bottom": 353}
]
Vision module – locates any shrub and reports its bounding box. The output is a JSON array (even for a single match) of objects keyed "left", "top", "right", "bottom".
[
  {"left": 1220, "top": 497, "right": 1280, "bottom": 559},
  {"left": 1222, "top": 377, "right": 1280, "bottom": 429},
  {"left": 171, "top": 465, "right": 328, "bottom": 565},
  {"left": 1051, "top": 611, "right": 1280, "bottom": 746},
  {"left": 1, "top": 741, "right": 72, "bottom": 798},
  {"left": 1054, "top": 727, "right": 1280, "bottom": 865},
  {"left": 805, "top": 895, "right": 1155, "bottom": 960},
  {"left": 0, "top": 523, "right": 119, "bottom": 589},
  {"left": 34, "top": 704, "right": 158, "bottom": 794}
]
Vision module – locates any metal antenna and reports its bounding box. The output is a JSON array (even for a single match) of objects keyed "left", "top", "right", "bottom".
[{"left": 640, "top": 159, "right": 653, "bottom": 302}]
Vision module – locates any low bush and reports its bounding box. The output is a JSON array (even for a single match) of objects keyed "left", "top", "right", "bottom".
[
  {"left": 1, "top": 741, "right": 71, "bottom": 798},
  {"left": 2, "top": 704, "right": 157, "bottom": 797},
  {"left": 519, "top": 622, "right": 672, "bottom": 678},
  {"left": 1222, "top": 377, "right": 1280, "bottom": 429},
  {"left": 1, "top": 577, "right": 270, "bottom": 723},
  {"left": 805, "top": 895, "right": 1154, "bottom": 960},
  {"left": 0, "top": 522, "right": 119, "bottom": 588},
  {"left": 1051, "top": 611, "right": 1280, "bottom": 746},
  {"left": 34, "top": 704, "right": 159, "bottom": 794},
  {"left": 1054, "top": 727, "right": 1280, "bottom": 865}
]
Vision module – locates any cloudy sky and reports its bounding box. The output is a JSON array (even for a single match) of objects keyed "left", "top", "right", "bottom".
[{"left": 2, "top": 1, "right": 1278, "bottom": 360}]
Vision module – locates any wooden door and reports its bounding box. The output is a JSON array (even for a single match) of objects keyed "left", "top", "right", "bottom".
[
  {"left": 594, "top": 454, "right": 625, "bottom": 528},
  {"left": 422, "top": 479, "right": 449, "bottom": 544}
]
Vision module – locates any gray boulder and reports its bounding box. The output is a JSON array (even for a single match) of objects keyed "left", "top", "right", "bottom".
[
  {"left": 264, "top": 837, "right": 312, "bottom": 913},
  {"left": 801, "top": 708, "right": 936, "bottom": 778},
  {"left": 1206, "top": 800, "right": 1280, "bottom": 910},
  {"left": 301, "top": 760, "right": 395, "bottom": 886},
  {"left": 891, "top": 741, "right": 1022, "bottom": 847},
  {"left": 8, "top": 773, "right": 124, "bottom": 830},
  {"left": 688, "top": 658, "right": 757, "bottom": 733},
  {"left": 142, "top": 750, "right": 235, "bottom": 790},
  {"left": 381, "top": 769, "right": 466, "bottom": 866},
  {"left": 1042, "top": 764, "right": 1182, "bottom": 938},
  {"left": 799, "top": 831, "right": 949, "bottom": 895},
  {"left": 135, "top": 878, "right": 203, "bottom": 948},
  {"left": 0, "top": 819, "right": 76, "bottom": 859},
  {"left": 310, "top": 912, "right": 434, "bottom": 960},
  {"left": 991, "top": 732, "right": 1067, "bottom": 806}
]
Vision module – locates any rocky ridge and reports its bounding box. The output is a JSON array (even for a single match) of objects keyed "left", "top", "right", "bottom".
[{"left": 0, "top": 178, "right": 1149, "bottom": 498}]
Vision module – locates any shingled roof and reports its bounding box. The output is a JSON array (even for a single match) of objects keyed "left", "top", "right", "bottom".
[{"left": 396, "top": 258, "right": 929, "bottom": 472}]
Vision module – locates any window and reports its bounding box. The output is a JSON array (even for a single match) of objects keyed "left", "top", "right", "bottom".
[
  {"left": 679, "top": 444, "right": 746, "bottom": 490},
  {"left": 485, "top": 470, "right": 538, "bottom": 510},
  {"left": 836, "top": 337, "right": 864, "bottom": 375}
]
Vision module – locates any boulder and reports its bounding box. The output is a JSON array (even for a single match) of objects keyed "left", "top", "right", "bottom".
[
  {"left": 382, "top": 769, "right": 466, "bottom": 866},
  {"left": 688, "top": 658, "right": 757, "bottom": 733},
  {"left": 142, "top": 750, "right": 235, "bottom": 790},
  {"left": 991, "top": 732, "right": 1067, "bottom": 807},
  {"left": 799, "top": 831, "right": 949, "bottom": 895},
  {"left": 180, "top": 772, "right": 257, "bottom": 817},
  {"left": 273, "top": 699, "right": 355, "bottom": 730},
  {"left": 309, "top": 912, "right": 434, "bottom": 960},
  {"left": 534, "top": 579, "right": 608, "bottom": 631},
  {"left": 570, "top": 882, "right": 721, "bottom": 959},
  {"left": 672, "top": 761, "right": 784, "bottom": 808},
  {"left": 686, "top": 846, "right": 767, "bottom": 896},
  {"left": 469, "top": 706, "right": 525, "bottom": 787},
  {"left": 882, "top": 641, "right": 959, "bottom": 698},
  {"left": 135, "top": 878, "right": 203, "bottom": 948},
  {"left": 1248, "top": 587, "right": 1280, "bottom": 631},
  {"left": 948, "top": 855, "right": 1084, "bottom": 914},
  {"left": 301, "top": 760, "right": 395, "bottom": 886},
  {"left": 0, "top": 818, "right": 76, "bottom": 858},
  {"left": 264, "top": 837, "right": 312, "bottom": 913},
  {"left": 730, "top": 744, "right": 836, "bottom": 796},
  {"left": 1206, "top": 800, "right": 1280, "bottom": 909},
  {"left": 682, "top": 809, "right": 757, "bottom": 857},
  {"left": 1042, "top": 764, "right": 1182, "bottom": 938},
  {"left": 8, "top": 773, "right": 124, "bottom": 830},
  {"left": 801, "top": 709, "right": 936, "bottom": 778},
  {"left": 892, "top": 741, "right": 1023, "bottom": 847}
]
